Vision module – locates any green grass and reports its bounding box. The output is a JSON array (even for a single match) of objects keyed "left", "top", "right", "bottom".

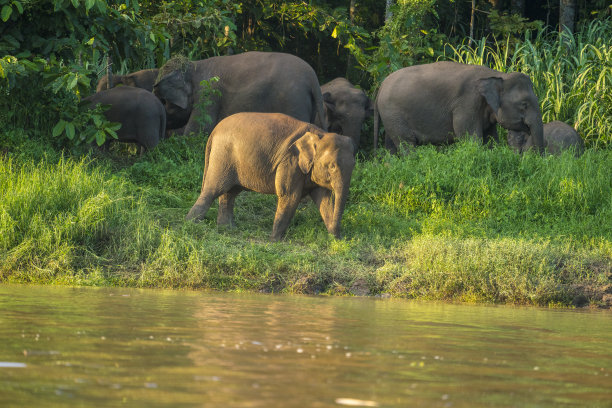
[
  {"left": 1, "top": 132, "right": 610, "bottom": 307},
  {"left": 445, "top": 18, "right": 612, "bottom": 148}
]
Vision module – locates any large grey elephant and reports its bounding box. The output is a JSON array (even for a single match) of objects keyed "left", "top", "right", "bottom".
[
  {"left": 96, "top": 69, "right": 159, "bottom": 92},
  {"left": 153, "top": 52, "right": 327, "bottom": 136},
  {"left": 508, "top": 120, "right": 584, "bottom": 156},
  {"left": 321, "top": 77, "right": 373, "bottom": 150},
  {"left": 374, "top": 61, "right": 544, "bottom": 153},
  {"left": 185, "top": 112, "right": 355, "bottom": 241},
  {"left": 84, "top": 87, "right": 166, "bottom": 151}
]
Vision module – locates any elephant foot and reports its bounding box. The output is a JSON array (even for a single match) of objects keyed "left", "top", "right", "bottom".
[{"left": 186, "top": 206, "right": 206, "bottom": 222}]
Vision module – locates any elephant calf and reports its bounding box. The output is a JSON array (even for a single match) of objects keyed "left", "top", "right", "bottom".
[
  {"left": 508, "top": 121, "right": 584, "bottom": 156},
  {"left": 84, "top": 87, "right": 166, "bottom": 151},
  {"left": 186, "top": 112, "right": 356, "bottom": 241},
  {"left": 321, "top": 78, "right": 373, "bottom": 150}
]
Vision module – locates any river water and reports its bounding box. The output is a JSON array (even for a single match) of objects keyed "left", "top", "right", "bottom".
[{"left": 0, "top": 285, "right": 610, "bottom": 407}]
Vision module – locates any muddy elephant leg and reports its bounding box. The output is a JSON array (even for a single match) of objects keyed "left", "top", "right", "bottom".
[
  {"left": 217, "top": 188, "right": 241, "bottom": 227},
  {"left": 310, "top": 187, "right": 334, "bottom": 231},
  {"left": 271, "top": 194, "right": 302, "bottom": 241}
]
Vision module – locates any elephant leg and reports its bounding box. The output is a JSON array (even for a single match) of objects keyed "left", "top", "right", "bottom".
[
  {"left": 217, "top": 188, "right": 241, "bottom": 227},
  {"left": 483, "top": 124, "right": 499, "bottom": 146},
  {"left": 310, "top": 187, "right": 334, "bottom": 231},
  {"left": 453, "top": 114, "right": 483, "bottom": 142},
  {"left": 271, "top": 194, "right": 302, "bottom": 241},
  {"left": 186, "top": 192, "right": 216, "bottom": 221}
]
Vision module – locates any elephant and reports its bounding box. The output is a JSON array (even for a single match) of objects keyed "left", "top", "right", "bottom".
[
  {"left": 321, "top": 77, "right": 373, "bottom": 150},
  {"left": 96, "top": 69, "right": 159, "bottom": 92},
  {"left": 507, "top": 120, "right": 584, "bottom": 156},
  {"left": 153, "top": 52, "right": 327, "bottom": 137},
  {"left": 374, "top": 61, "right": 544, "bottom": 154},
  {"left": 185, "top": 112, "right": 355, "bottom": 241},
  {"left": 83, "top": 86, "right": 166, "bottom": 151}
]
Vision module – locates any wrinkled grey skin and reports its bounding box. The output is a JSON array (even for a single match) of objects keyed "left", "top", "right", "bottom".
[
  {"left": 84, "top": 87, "right": 166, "bottom": 151},
  {"left": 95, "top": 68, "right": 190, "bottom": 131},
  {"left": 96, "top": 69, "right": 159, "bottom": 92},
  {"left": 508, "top": 120, "right": 584, "bottom": 156},
  {"left": 185, "top": 112, "right": 355, "bottom": 241},
  {"left": 374, "top": 61, "right": 544, "bottom": 154},
  {"left": 321, "top": 77, "right": 373, "bottom": 150},
  {"left": 153, "top": 52, "right": 327, "bottom": 136}
]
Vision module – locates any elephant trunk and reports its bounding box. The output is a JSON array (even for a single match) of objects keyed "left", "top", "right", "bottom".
[
  {"left": 330, "top": 174, "right": 352, "bottom": 238},
  {"left": 524, "top": 110, "right": 545, "bottom": 154}
]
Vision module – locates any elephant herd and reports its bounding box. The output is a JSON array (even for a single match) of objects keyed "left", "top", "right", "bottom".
[{"left": 88, "top": 51, "right": 584, "bottom": 240}]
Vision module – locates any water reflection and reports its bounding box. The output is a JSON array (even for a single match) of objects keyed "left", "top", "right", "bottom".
[{"left": 0, "top": 285, "right": 610, "bottom": 407}]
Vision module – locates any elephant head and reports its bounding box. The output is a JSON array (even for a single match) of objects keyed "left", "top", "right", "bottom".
[
  {"left": 296, "top": 131, "right": 355, "bottom": 237},
  {"left": 321, "top": 78, "right": 373, "bottom": 151},
  {"left": 477, "top": 72, "right": 544, "bottom": 153},
  {"left": 153, "top": 59, "right": 195, "bottom": 111}
]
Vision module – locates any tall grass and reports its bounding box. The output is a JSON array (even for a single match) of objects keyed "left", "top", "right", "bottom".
[
  {"left": 1, "top": 137, "right": 610, "bottom": 306},
  {"left": 445, "top": 19, "right": 612, "bottom": 148}
]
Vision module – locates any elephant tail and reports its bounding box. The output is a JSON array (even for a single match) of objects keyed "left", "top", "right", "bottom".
[
  {"left": 201, "top": 132, "right": 214, "bottom": 190},
  {"left": 373, "top": 95, "right": 379, "bottom": 150}
]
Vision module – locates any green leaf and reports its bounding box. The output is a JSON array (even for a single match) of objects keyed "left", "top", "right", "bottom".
[
  {"left": 68, "top": 75, "right": 78, "bottom": 89},
  {"left": 85, "top": 0, "right": 94, "bottom": 11},
  {"left": 13, "top": 1, "right": 23, "bottom": 14},
  {"left": 65, "top": 123, "right": 76, "bottom": 140},
  {"left": 105, "top": 128, "right": 118, "bottom": 140},
  {"left": 52, "top": 120, "right": 67, "bottom": 137},
  {"left": 95, "top": 131, "right": 106, "bottom": 146},
  {"left": 71, "top": 0, "right": 79, "bottom": 9},
  {"left": 1, "top": 5, "right": 12, "bottom": 22}
]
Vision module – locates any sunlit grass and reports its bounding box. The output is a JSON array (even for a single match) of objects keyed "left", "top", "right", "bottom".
[
  {"left": 1, "top": 134, "right": 610, "bottom": 306},
  {"left": 445, "top": 19, "right": 612, "bottom": 148}
]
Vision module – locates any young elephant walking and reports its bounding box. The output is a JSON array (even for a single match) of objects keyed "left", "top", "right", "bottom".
[{"left": 186, "top": 112, "right": 356, "bottom": 241}]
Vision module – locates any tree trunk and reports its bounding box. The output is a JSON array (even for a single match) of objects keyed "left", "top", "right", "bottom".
[
  {"left": 559, "top": 0, "right": 576, "bottom": 33},
  {"left": 106, "top": 54, "right": 113, "bottom": 90},
  {"left": 345, "top": 0, "right": 356, "bottom": 78},
  {"left": 469, "top": 0, "right": 475, "bottom": 46},
  {"left": 385, "top": 0, "right": 393, "bottom": 23},
  {"left": 510, "top": 0, "right": 525, "bottom": 16}
]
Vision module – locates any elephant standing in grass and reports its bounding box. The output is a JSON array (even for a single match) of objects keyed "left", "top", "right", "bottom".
[
  {"left": 84, "top": 87, "right": 166, "bottom": 152},
  {"left": 153, "top": 52, "right": 327, "bottom": 136},
  {"left": 96, "top": 69, "right": 159, "bottom": 92},
  {"left": 508, "top": 120, "right": 584, "bottom": 156},
  {"left": 374, "top": 61, "right": 544, "bottom": 154},
  {"left": 186, "top": 112, "right": 355, "bottom": 241},
  {"left": 321, "top": 78, "right": 373, "bottom": 150}
]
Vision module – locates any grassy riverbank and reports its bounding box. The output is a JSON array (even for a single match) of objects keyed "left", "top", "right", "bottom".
[{"left": 1, "top": 131, "right": 610, "bottom": 307}]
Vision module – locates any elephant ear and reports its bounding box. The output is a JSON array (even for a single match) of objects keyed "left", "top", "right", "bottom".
[
  {"left": 477, "top": 77, "right": 503, "bottom": 112},
  {"left": 295, "top": 132, "right": 319, "bottom": 174},
  {"left": 153, "top": 70, "right": 192, "bottom": 110},
  {"left": 323, "top": 92, "right": 336, "bottom": 114}
]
